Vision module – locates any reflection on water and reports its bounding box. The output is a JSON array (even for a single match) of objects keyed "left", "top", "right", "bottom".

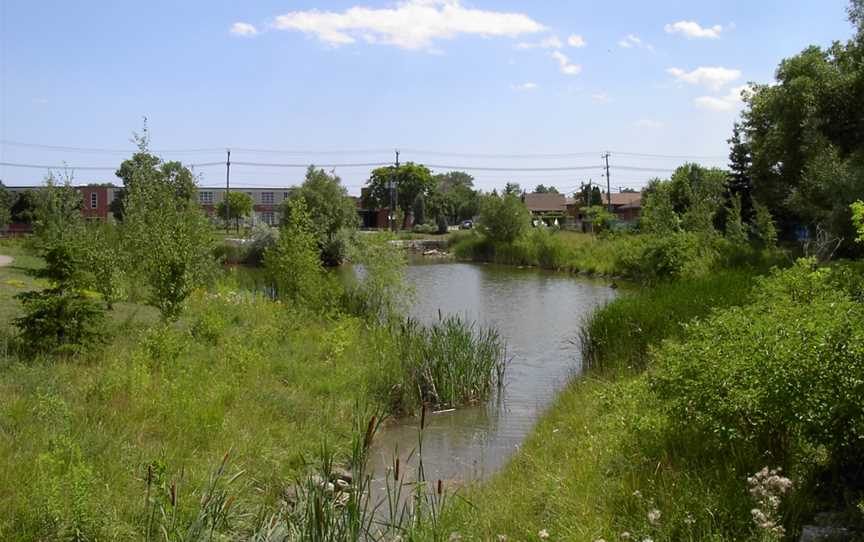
[{"left": 369, "top": 261, "right": 617, "bottom": 486}]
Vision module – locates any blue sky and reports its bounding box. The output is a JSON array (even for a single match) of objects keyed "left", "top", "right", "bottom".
[{"left": 0, "top": 0, "right": 855, "bottom": 195}]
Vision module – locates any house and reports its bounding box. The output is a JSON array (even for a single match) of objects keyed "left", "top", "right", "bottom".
[
  {"left": 603, "top": 192, "right": 642, "bottom": 222},
  {"left": 522, "top": 192, "right": 567, "bottom": 226}
]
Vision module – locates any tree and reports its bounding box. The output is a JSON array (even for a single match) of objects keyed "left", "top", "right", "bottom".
[
  {"left": 81, "top": 222, "right": 126, "bottom": 309},
  {"left": 364, "top": 162, "right": 433, "bottom": 228},
  {"left": 430, "top": 171, "right": 479, "bottom": 223},
  {"left": 120, "top": 138, "right": 215, "bottom": 321},
  {"left": 503, "top": 182, "right": 522, "bottom": 196},
  {"left": 724, "top": 193, "right": 749, "bottom": 245},
  {"left": 0, "top": 182, "right": 11, "bottom": 228},
  {"left": 264, "top": 198, "right": 332, "bottom": 309},
  {"left": 216, "top": 192, "right": 254, "bottom": 232},
  {"left": 33, "top": 172, "right": 85, "bottom": 250},
  {"left": 10, "top": 189, "right": 38, "bottom": 224},
  {"left": 283, "top": 166, "right": 358, "bottom": 264},
  {"left": 667, "top": 164, "right": 726, "bottom": 234},
  {"left": 478, "top": 192, "right": 530, "bottom": 243},
  {"left": 753, "top": 201, "right": 778, "bottom": 248},
  {"left": 533, "top": 184, "right": 559, "bottom": 194},
  {"left": 640, "top": 179, "right": 680, "bottom": 235},
  {"left": 577, "top": 183, "right": 602, "bottom": 207},
  {"left": 112, "top": 122, "right": 197, "bottom": 220},
  {"left": 413, "top": 193, "right": 426, "bottom": 226},
  {"left": 727, "top": 123, "right": 754, "bottom": 223},
  {"left": 14, "top": 244, "right": 104, "bottom": 356}
]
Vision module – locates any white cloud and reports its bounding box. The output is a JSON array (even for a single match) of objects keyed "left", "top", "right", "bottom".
[
  {"left": 664, "top": 20, "right": 723, "bottom": 39},
  {"left": 567, "top": 34, "right": 586, "bottom": 48},
  {"left": 271, "top": 0, "right": 546, "bottom": 50},
  {"left": 230, "top": 22, "right": 259, "bottom": 37},
  {"left": 694, "top": 84, "right": 751, "bottom": 111},
  {"left": 634, "top": 119, "right": 664, "bottom": 129},
  {"left": 511, "top": 82, "right": 538, "bottom": 91},
  {"left": 516, "top": 35, "right": 562, "bottom": 49},
  {"left": 591, "top": 92, "right": 610, "bottom": 103},
  {"left": 618, "top": 34, "right": 653, "bottom": 51},
  {"left": 550, "top": 51, "right": 581, "bottom": 75},
  {"left": 667, "top": 66, "right": 741, "bottom": 90}
]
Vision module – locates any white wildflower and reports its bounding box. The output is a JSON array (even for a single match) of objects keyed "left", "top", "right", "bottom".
[
  {"left": 647, "top": 508, "right": 661, "bottom": 525},
  {"left": 538, "top": 529, "right": 550, "bottom": 540}
]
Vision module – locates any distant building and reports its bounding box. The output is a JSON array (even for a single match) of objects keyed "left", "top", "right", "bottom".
[
  {"left": 565, "top": 191, "right": 642, "bottom": 231},
  {"left": 522, "top": 192, "right": 567, "bottom": 226}
]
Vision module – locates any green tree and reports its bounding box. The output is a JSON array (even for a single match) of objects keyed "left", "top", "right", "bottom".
[
  {"left": 640, "top": 179, "right": 680, "bottom": 235},
  {"left": 503, "top": 182, "right": 522, "bottom": 196},
  {"left": 120, "top": 136, "right": 215, "bottom": 321},
  {"left": 533, "top": 184, "right": 559, "bottom": 194},
  {"left": 727, "top": 123, "right": 754, "bottom": 223},
  {"left": 412, "top": 193, "right": 426, "bottom": 226},
  {"left": 430, "top": 171, "right": 479, "bottom": 223},
  {"left": 752, "top": 201, "right": 779, "bottom": 248},
  {"left": 365, "top": 162, "right": 433, "bottom": 228},
  {"left": 216, "top": 192, "right": 254, "bottom": 232},
  {"left": 10, "top": 189, "right": 38, "bottom": 224},
  {"left": 0, "top": 182, "right": 11, "bottom": 228},
  {"left": 14, "top": 245, "right": 104, "bottom": 356},
  {"left": 282, "top": 166, "right": 358, "bottom": 264},
  {"left": 478, "top": 192, "right": 530, "bottom": 243},
  {"left": 724, "top": 193, "right": 748, "bottom": 245},
  {"left": 112, "top": 122, "right": 198, "bottom": 220},
  {"left": 81, "top": 222, "right": 126, "bottom": 309},
  {"left": 265, "top": 198, "right": 332, "bottom": 309},
  {"left": 33, "top": 172, "right": 85, "bottom": 250},
  {"left": 577, "top": 183, "right": 603, "bottom": 207}
]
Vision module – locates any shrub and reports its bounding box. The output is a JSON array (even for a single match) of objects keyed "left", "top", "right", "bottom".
[
  {"left": 411, "top": 223, "right": 438, "bottom": 235},
  {"left": 529, "top": 228, "right": 568, "bottom": 269},
  {"left": 477, "top": 193, "right": 530, "bottom": 243},
  {"left": 650, "top": 260, "right": 864, "bottom": 483},
  {"left": 620, "top": 232, "right": 719, "bottom": 281},
  {"left": 245, "top": 223, "right": 279, "bottom": 264}
]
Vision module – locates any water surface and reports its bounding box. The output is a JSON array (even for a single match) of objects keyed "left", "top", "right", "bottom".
[{"left": 369, "top": 261, "right": 617, "bottom": 485}]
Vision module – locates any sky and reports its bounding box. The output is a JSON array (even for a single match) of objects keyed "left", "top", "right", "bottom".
[{"left": 0, "top": 0, "right": 856, "bottom": 195}]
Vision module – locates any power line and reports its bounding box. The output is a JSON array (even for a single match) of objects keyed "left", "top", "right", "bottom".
[
  {"left": 231, "top": 160, "right": 391, "bottom": 169},
  {"left": 399, "top": 148, "right": 603, "bottom": 159},
  {"left": 0, "top": 139, "right": 224, "bottom": 155},
  {"left": 0, "top": 160, "right": 225, "bottom": 170}
]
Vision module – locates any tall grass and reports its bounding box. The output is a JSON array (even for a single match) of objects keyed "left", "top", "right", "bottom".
[
  {"left": 580, "top": 270, "right": 758, "bottom": 372},
  {"left": 376, "top": 315, "right": 507, "bottom": 413}
]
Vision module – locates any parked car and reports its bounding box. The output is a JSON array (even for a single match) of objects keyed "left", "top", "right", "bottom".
[{"left": 460, "top": 220, "right": 473, "bottom": 230}]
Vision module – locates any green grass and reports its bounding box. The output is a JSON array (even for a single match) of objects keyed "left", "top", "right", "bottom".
[
  {"left": 433, "top": 270, "right": 770, "bottom": 542},
  {"left": 0, "top": 246, "right": 398, "bottom": 539}
]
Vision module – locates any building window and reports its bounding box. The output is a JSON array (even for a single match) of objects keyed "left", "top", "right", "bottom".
[
  {"left": 262, "top": 192, "right": 274, "bottom": 205},
  {"left": 261, "top": 211, "right": 275, "bottom": 226},
  {"left": 283, "top": 191, "right": 290, "bottom": 200},
  {"left": 199, "top": 191, "right": 213, "bottom": 204},
  {"left": 90, "top": 192, "right": 98, "bottom": 209}
]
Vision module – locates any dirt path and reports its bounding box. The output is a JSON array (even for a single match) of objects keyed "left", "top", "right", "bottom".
[{"left": 0, "top": 255, "right": 12, "bottom": 267}]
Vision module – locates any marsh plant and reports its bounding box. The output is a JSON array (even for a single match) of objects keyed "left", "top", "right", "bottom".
[{"left": 388, "top": 315, "right": 507, "bottom": 412}]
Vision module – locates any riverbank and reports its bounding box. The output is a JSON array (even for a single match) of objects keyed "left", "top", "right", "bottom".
[{"left": 435, "top": 260, "right": 864, "bottom": 541}]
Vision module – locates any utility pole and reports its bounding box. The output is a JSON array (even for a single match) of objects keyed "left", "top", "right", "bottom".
[
  {"left": 389, "top": 149, "right": 400, "bottom": 231},
  {"left": 603, "top": 152, "right": 612, "bottom": 214},
  {"left": 225, "top": 148, "right": 231, "bottom": 233}
]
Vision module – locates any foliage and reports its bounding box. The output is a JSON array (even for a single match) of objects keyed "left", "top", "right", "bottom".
[
  {"left": 503, "top": 182, "right": 521, "bottom": 196},
  {"left": 216, "top": 191, "right": 254, "bottom": 231},
  {"left": 412, "top": 192, "right": 426, "bottom": 226},
  {"left": 13, "top": 245, "right": 104, "bottom": 356},
  {"left": 0, "top": 181, "right": 11, "bottom": 227},
  {"left": 752, "top": 201, "right": 779, "bottom": 248},
  {"left": 264, "top": 198, "right": 335, "bottom": 310},
  {"left": 651, "top": 260, "right": 864, "bottom": 489},
  {"left": 852, "top": 200, "right": 864, "bottom": 244},
  {"left": 382, "top": 316, "right": 507, "bottom": 412},
  {"left": 120, "top": 142, "right": 215, "bottom": 321},
  {"left": 429, "top": 171, "right": 479, "bottom": 223},
  {"left": 477, "top": 192, "right": 530, "bottom": 244},
  {"left": 585, "top": 205, "right": 615, "bottom": 233},
  {"left": 533, "top": 184, "right": 559, "bottom": 194},
  {"left": 245, "top": 223, "right": 279, "bottom": 264},
  {"left": 725, "top": 193, "right": 749, "bottom": 244},
  {"left": 365, "top": 162, "right": 433, "bottom": 228},
  {"left": 81, "top": 222, "right": 126, "bottom": 309},
  {"left": 10, "top": 189, "right": 39, "bottom": 224},
  {"left": 344, "top": 235, "right": 411, "bottom": 323},
  {"left": 283, "top": 166, "right": 358, "bottom": 265},
  {"left": 640, "top": 179, "right": 679, "bottom": 235},
  {"left": 32, "top": 172, "right": 85, "bottom": 250}
]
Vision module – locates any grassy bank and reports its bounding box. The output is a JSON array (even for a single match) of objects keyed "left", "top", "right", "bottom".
[
  {"left": 438, "top": 258, "right": 864, "bottom": 541},
  {"left": 450, "top": 229, "right": 784, "bottom": 282}
]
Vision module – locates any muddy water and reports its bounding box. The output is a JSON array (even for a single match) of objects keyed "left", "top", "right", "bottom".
[{"left": 368, "top": 261, "right": 617, "bottom": 487}]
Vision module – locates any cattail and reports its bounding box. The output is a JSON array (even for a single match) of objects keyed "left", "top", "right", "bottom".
[
  {"left": 420, "top": 404, "right": 427, "bottom": 430},
  {"left": 223, "top": 495, "right": 236, "bottom": 512},
  {"left": 170, "top": 481, "right": 176, "bottom": 507},
  {"left": 364, "top": 416, "right": 377, "bottom": 450},
  {"left": 395, "top": 458, "right": 400, "bottom": 481},
  {"left": 146, "top": 464, "right": 153, "bottom": 485},
  {"left": 437, "top": 479, "right": 443, "bottom": 495}
]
